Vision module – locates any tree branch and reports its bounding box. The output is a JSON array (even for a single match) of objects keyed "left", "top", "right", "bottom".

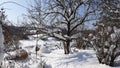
[{"left": 70, "top": 4, "right": 91, "bottom": 32}]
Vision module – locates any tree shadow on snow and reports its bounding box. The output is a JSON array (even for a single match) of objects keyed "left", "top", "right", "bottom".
[
  {"left": 68, "top": 52, "right": 94, "bottom": 61},
  {"left": 56, "top": 51, "right": 94, "bottom": 67}
]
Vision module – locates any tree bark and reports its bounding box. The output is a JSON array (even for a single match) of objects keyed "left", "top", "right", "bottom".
[{"left": 64, "top": 40, "right": 70, "bottom": 54}]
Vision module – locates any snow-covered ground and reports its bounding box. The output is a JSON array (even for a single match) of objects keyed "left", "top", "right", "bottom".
[{"left": 2, "top": 38, "right": 120, "bottom": 68}]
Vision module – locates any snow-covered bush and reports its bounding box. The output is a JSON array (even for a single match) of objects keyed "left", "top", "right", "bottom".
[
  {"left": 91, "top": 22, "right": 120, "bottom": 66},
  {"left": 34, "top": 59, "right": 51, "bottom": 68},
  {"left": 1, "top": 60, "right": 15, "bottom": 68},
  {"left": 5, "top": 49, "right": 28, "bottom": 60},
  {"left": 36, "top": 60, "right": 46, "bottom": 68}
]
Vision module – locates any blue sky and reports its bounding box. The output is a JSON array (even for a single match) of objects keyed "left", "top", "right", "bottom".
[
  {"left": 0, "top": 0, "right": 95, "bottom": 28},
  {"left": 0, "top": 0, "right": 31, "bottom": 25}
]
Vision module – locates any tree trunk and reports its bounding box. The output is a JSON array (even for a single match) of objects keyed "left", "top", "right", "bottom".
[{"left": 64, "top": 40, "right": 70, "bottom": 54}]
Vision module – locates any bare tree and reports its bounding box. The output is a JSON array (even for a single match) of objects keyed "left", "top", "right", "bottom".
[{"left": 27, "top": 0, "right": 96, "bottom": 54}]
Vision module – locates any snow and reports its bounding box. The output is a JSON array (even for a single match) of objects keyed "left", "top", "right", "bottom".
[
  {"left": 109, "top": 26, "right": 120, "bottom": 43},
  {"left": 44, "top": 49, "right": 111, "bottom": 68},
  {"left": 110, "top": 33, "right": 117, "bottom": 42},
  {"left": 2, "top": 37, "right": 120, "bottom": 68},
  {"left": 40, "top": 45, "right": 51, "bottom": 53},
  {"left": 53, "top": 33, "right": 66, "bottom": 40},
  {"left": 107, "top": 26, "right": 112, "bottom": 32}
]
